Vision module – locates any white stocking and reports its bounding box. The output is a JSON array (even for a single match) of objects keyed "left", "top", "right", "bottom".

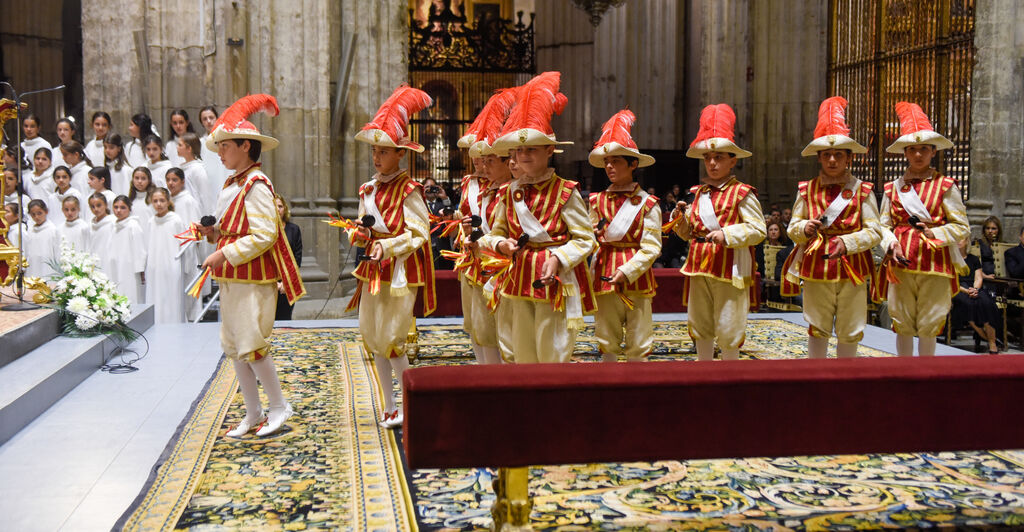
[
  {"left": 232, "top": 359, "right": 263, "bottom": 422},
  {"left": 836, "top": 342, "right": 858, "bottom": 358},
  {"left": 896, "top": 334, "right": 915, "bottom": 357},
  {"left": 918, "top": 336, "right": 936, "bottom": 357},
  {"left": 807, "top": 336, "right": 829, "bottom": 359},
  {"left": 472, "top": 344, "right": 487, "bottom": 364},
  {"left": 250, "top": 355, "right": 286, "bottom": 413},
  {"left": 720, "top": 348, "right": 740, "bottom": 361},
  {"left": 373, "top": 355, "right": 396, "bottom": 413},
  {"left": 695, "top": 339, "right": 715, "bottom": 361},
  {"left": 601, "top": 352, "right": 618, "bottom": 363},
  {"left": 481, "top": 346, "right": 503, "bottom": 365}
]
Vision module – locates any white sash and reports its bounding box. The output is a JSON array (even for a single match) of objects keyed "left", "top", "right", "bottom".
[
  {"left": 509, "top": 180, "right": 582, "bottom": 326},
  {"left": 785, "top": 177, "right": 859, "bottom": 282},
  {"left": 466, "top": 177, "right": 482, "bottom": 217},
  {"left": 361, "top": 176, "right": 411, "bottom": 292},
  {"left": 604, "top": 190, "right": 648, "bottom": 242},
  {"left": 895, "top": 175, "right": 967, "bottom": 271},
  {"left": 479, "top": 194, "right": 492, "bottom": 233},
  {"left": 697, "top": 187, "right": 751, "bottom": 287},
  {"left": 820, "top": 177, "right": 860, "bottom": 228}
]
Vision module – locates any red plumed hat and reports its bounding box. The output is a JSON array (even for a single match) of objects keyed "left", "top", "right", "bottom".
[
  {"left": 801, "top": 96, "right": 867, "bottom": 157},
  {"left": 355, "top": 85, "right": 433, "bottom": 153},
  {"left": 492, "top": 72, "right": 573, "bottom": 152},
  {"left": 206, "top": 94, "right": 280, "bottom": 151},
  {"left": 686, "top": 103, "right": 751, "bottom": 158},
  {"left": 588, "top": 109, "right": 655, "bottom": 168},
  {"left": 459, "top": 87, "right": 519, "bottom": 154},
  {"left": 885, "top": 101, "right": 953, "bottom": 153}
]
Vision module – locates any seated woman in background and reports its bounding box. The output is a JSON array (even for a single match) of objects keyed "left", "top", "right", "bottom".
[
  {"left": 757, "top": 221, "right": 794, "bottom": 303},
  {"left": 951, "top": 237, "right": 1001, "bottom": 354},
  {"left": 976, "top": 215, "right": 1001, "bottom": 275}
]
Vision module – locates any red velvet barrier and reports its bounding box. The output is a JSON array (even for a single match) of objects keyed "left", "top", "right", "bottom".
[
  {"left": 416, "top": 269, "right": 688, "bottom": 316},
  {"left": 403, "top": 355, "right": 1024, "bottom": 469}
]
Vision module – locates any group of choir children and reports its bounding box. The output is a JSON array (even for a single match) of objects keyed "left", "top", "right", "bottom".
[{"left": 3, "top": 108, "right": 232, "bottom": 323}]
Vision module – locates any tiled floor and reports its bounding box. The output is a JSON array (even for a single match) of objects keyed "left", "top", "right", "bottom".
[{"left": 0, "top": 314, "right": 978, "bottom": 531}]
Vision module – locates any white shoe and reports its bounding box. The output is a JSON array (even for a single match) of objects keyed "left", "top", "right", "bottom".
[
  {"left": 379, "top": 408, "right": 399, "bottom": 428},
  {"left": 226, "top": 413, "right": 267, "bottom": 437},
  {"left": 385, "top": 411, "right": 404, "bottom": 429},
  {"left": 256, "top": 404, "right": 293, "bottom": 437}
]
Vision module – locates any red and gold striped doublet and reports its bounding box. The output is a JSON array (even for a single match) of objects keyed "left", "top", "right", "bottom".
[
  {"left": 589, "top": 185, "right": 659, "bottom": 297},
  {"left": 781, "top": 178, "right": 876, "bottom": 293},
  {"left": 214, "top": 165, "right": 305, "bottom": 304},
  {"left": 680, "top": 178, "right": 759, "bottom": 310},
  {"left": 496, "top": 175, "right": 596, "bottom": 311},
  {"left": 883, "top": 172, "right": 958, "bottom": 278},
  {"left": 454, "top": 174, "right": 491, "bottom": 286},
  {"left": 352, "top": 172, "right": 436, "bottom": 314}
]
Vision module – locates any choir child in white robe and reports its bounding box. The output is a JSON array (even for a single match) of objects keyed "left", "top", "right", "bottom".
[
  {"left": 109, "top": 196, "right": 146, "bottom": 304},
  {"left": 145, "top": 188, "right": 188, "bottom": 323},
  {"left": 21, "top": 115, "right": 51, "bottom": 169},
  {"left": 198, "top": 106, "right": 228, "bottom": 202},
  {"left": 166, "top": 168, "right": 202, "bottom": 321},
  {"left": 60, "top": 140, "right": 93, "bottom": 197},
  {"left": 26, "top": 147, "right": 54, "bottom": 201},
  {"left": 143, "top": 135, "right": 172, "bottom": 188},
  {"left": 177, "top": 133, "right": 211, "bottom": 214},
  {"left": 50, "top": 117, "right": 77, "bottom": 169},
  {"left": 57, "top": 196, "right": 91, "bottom": 252},
  {"left": 165, "top": 110, "right": 196, "bottom": 167},
  {"left": 3, "top": 168, "right": 27, "bottom": 215},
  {"left": 88, "top": 193, "right": 116, "bottom": 276},
  {"left": 24, "top": 199, "right": 61, "bottom": 278},
  {"left": 87, "top": 167, "right": 117, "bottom": 207},
  {"left": 103, "top": 134, "right": 134, "bottom": 196},
  {"left": 4, "top": 203, "right": 28, "bottom": 250},
  {"left": 128, "top": 167, "right": 156, "bottom": 232},
  {"left": 83, "top": 112, "right": 112, "bottom": 166},
  {"left": 125, "top": 114, "right": 153, "bottom": 169},
  {"left": 47, "top": 166, "right": 84, "bottom": 222}
]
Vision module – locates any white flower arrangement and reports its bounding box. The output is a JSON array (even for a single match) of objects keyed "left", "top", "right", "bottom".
[{"left": 48, "top": 240, "right": 136, "bottom": 340}]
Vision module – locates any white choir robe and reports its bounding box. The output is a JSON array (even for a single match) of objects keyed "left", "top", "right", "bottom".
[
  {"left": 145, "top": 211, "right": 188, "bottom": 323},
  {"left": 165, "top": 139, "right": 185, "bottom": 167},
  {"left": 69, "top": 161, "right": 91, "bottom": 197},
  {"left": 89, "top": 215, "right": 116, "bottom": 275},
  {"left": 130, "top": 193, "right": 154, "bottom": 239},
  {"left": 49, "top": 142, "right": 66, "bottom": 169},
  {"left": 125, "top": 139, "right": 147, "bottom": 169},
  {"left": 24, "top": 220, "right": 61, "bottom": 278},
  {"left": 147, "top": 160, "right": 173, "bottom": 188},
  {"left": 47, "top": 188, "right": 85, "bottom": 224},
  {"left": 109, "top": 216, "right": 146, "bottom": 304},
  {"left": 58, "top": 218, "right": 91, "bottom": 253},
  {"left": 83, "top": 138, "right": 104, "bottom": 168},
  {"left": 108, "top": 163, "right": 134, "bottom": 197},
  {"left": 6, "top": 221, "right": 28, "bottom": 250},
  {"left": 181, "top": 160, "right": 211, "bottom": 214},
  {"left": 199, "top": 134, "right": 227, "bottom": 205},
  {"left": 21, "top": 137, "right": 51, "bottom": 165},
  {"left": 171, "top": 190, "right": 205, "bottom": 319},
  {"left": 25, "top": 168, "right": 54, "bottom": 201}
]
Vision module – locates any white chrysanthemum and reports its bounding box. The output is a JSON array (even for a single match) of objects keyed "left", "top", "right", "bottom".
[
  {"left": 67, "top": 296, "right": 90, "bottom": 314},
  {"left": 95, "top": 295, "right": 112, "bottom": 309},
  {"left": 75, "top": 313, "right": 98, "bottom": 330}
]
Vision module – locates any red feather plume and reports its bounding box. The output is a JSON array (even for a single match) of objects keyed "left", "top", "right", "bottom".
[
  {"left": 690, "top": 104, "right": 736, "bottom": 147},
  {"left": 465, "top": 87, "right": 519, "bottom": 143},
  {"left": 499, "top": 71, "right": 567, "bottom": 137},
  {"left": 594, "top": 109, "right": 638, "bottom": 149},
  {"left": 362, "top": 85, "right": 433, "bottom": 142},
  {"left": 895, "top": 101, "right": 934, "bottom": 135},
  {"left": 215, "top": 94, "right": 280, "bottom": 131},
  {"left": 813, "top": 96, "right": 850, "bottom": 137}
]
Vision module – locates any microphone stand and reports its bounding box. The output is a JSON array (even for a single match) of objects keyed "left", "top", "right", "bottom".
[{"left": 1, "top": 82, "right": 66, "bottom": 311}]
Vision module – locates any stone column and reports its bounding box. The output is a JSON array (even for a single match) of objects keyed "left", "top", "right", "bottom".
[{"left": 967, "top": 0, "right": 1024, "bottom": 238}]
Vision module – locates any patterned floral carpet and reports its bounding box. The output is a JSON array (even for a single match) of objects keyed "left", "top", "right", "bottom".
[{"left": 120, "top": 319, "right": 1024, "bottom": 531}]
